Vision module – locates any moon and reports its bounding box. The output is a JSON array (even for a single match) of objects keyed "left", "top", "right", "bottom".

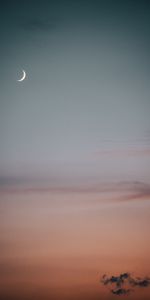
[{"left": 17, "top": 70, "right": 26, "bottom": 82}]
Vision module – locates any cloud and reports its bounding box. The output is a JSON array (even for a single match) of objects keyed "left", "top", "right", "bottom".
[
  {"left": 101, "top": 273, "right": 130, "bottom": 287},
  {"left": 95, "top": 148, "right": 150, "bottom": 157},
  {"left": 0, "top": 175, "right": 28, "bottom": 186},
  {"left": 101, "top": 273, "right": 150, "bottom": 296},
  {"left": 117, "top": 181, "right": 150, "bottom": 202},
  {"left": 94, "top": 136, "right": 150, "bottom": 158},
  {"left": 111, "top": 288, "right": 131, "bottom": 295},
  {"left": 0, "top": 179, "right": 150, "bottom": 203},
  {"left": 21, "top": 18, "right": 56, "bottom": 31},
  {"left": 129, "top": 276, "right": 150, "bottom": 287}
]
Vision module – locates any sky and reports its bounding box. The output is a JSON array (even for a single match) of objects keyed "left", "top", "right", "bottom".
[
  {"left": 0, "top": 0, "right": 150, "bottom": 184},
  {"left": 0, "top": 1, "right": 150, "bottom": 300}
]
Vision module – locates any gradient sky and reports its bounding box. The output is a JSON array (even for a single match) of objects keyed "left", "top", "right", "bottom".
[
  {"left": 0, "top": 1, "right": 150, "bottom": 300},
  {"left": 0, "top": 0, "right": 150, "bottom": 184}
]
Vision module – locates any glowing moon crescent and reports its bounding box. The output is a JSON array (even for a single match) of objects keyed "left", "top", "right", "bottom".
[{"left": 17, "top": 70, "right": 26, "bottom": 82}]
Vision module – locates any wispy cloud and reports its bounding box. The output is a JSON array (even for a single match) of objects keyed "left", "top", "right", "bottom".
[
  {"left": 94, "top": 136, "right": 150, "bottom": 157},
  {"left": 117, "top": 181, "right": 150, "bottom": 202},
  {"left": 20, "top": 18, "right": 56, "bottom": 31},
  {"left": 0, "top": 180, "right": 150, "bottom": 204},
  {"left": 95, "top": 148, "right": 150, "bottom": 157}
]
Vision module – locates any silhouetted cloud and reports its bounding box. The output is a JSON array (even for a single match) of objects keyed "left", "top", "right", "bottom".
[
  {"left": 111, "top": 288, "right": 131, "bottom": 295},
  {"left": 101, "top": 273, "right": 130, "bottom": 288},
  {"left": 129, "top": 276, "right": 150, "bottom": 287},
  {"left": 101, "top": 273, "right": 150, "bottom": 296}
]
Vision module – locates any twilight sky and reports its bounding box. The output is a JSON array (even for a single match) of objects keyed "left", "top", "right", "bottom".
[
  {"left": 0, "top": 2, "right": 150, "bottom": 300},
  {"left": 0, "top": 0, "right": 150, "bottom": 185}
]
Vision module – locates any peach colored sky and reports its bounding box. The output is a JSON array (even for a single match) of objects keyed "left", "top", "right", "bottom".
[{"left": 0, "top": 189, "right": 150, "bottom": 299}]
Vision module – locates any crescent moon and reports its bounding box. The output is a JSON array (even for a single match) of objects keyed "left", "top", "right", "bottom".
[{"left": 17, "top": 70, "right": 26, "bottom": 82}]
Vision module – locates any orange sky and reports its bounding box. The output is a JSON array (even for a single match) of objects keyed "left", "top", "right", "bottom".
[{"left": 0, "top": 189, "right": 150, "bottom": 300}]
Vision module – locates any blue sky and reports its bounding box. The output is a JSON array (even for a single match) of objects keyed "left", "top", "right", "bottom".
[{"left": 0, "top": 0, "right": 150, "bottom": 185}]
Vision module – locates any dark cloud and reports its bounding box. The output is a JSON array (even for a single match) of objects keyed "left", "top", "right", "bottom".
[
  {"left": 111, "top": 288, "right": 131, "bottom": 295},
  {"left": 129, "top": 276, "right": 150, "bottom": 287},
  {"left": 101, "top": 273, "right": 150, "bottom": 296},
  {"left": 101, "top": 273, "right": 130, "bottom": 287}
]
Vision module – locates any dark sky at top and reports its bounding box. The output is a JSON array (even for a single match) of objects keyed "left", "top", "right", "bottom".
[{"left": 0, "top": 0, "right": 150, "bottom": 183}]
